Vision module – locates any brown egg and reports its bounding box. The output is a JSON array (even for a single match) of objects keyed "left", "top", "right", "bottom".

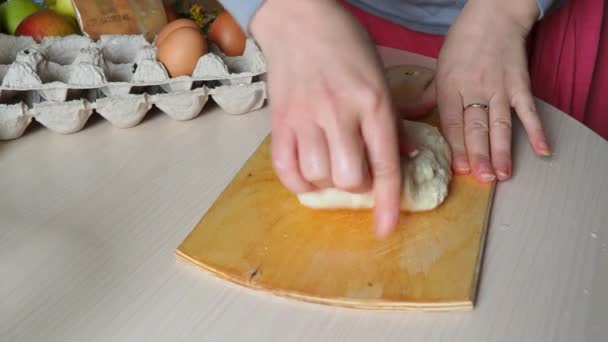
[
  {"left": 208, "top": 12, "right": 246, "bottom": 56},
  {"left": 156, "top": 27, "right": 207, "bottom": 77},
  {"left": 155, "top": 18, "right": 200, "bottom": 46}
]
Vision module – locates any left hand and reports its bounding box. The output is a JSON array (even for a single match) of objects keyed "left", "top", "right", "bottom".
[{"left": 406, "top": 0, "right": 551, "bottom": 182}]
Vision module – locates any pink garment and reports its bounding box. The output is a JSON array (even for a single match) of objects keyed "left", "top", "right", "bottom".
[
  {"left": 586, "top": 9, "right": 608, "bottom": 139},
  {"left": 341, "top": 0, "right": 608, "bottom": 140},
  {"left": 529, "top": 0, "right": 607, "bottom": 139}
]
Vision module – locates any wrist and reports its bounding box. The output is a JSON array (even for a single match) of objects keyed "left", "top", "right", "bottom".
[
  {"left": 497, "top": 0, "right": 539, "bottom": 32},
  {"left": 250, "top": 0, "right": 338, "bottom": 54},
  {"left": 251, "top": 0, "right": 311, "bottom": 37},
  {"left": 249, "top": 0, "right": 294, "bottom": 49},
  {"left": 465, "top": 0, "right": 539, "bottom": 36}
]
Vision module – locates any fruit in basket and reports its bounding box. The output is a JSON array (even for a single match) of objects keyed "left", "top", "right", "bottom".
[
  {"left": 156, "top": 25, "right": 208, "bottom": 77},
  {"left": 208, "top": 11, "right": 246, "bottom": 56},
  {"left": 52, "top": 0, "right": 76, "bottom": 18},
  {"left": 15, "top": 9, "right": 79, "bottom": 42},
  {"left": 0, "top": 0, "right": 42, "bottom": 34}
]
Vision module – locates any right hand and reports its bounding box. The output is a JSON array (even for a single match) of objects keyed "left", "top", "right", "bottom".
[{"left": 250, "top": 0, "right": 410, "bottom": 237}]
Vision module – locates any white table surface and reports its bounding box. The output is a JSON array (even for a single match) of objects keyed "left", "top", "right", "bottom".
[{"left": 1, "top": 47, "right": 607, "bottom": 342}]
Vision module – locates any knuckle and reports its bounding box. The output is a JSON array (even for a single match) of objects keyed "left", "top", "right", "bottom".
[
  {"left": 506, "top": 69, "right": 531, "bottom": 86},
  {"left": 441, "top": 114, "right": 464, "bottom": 131},
  {"left": 522, "top": 107, "right": 540, "bottom": 118},
  {"left": 370, "top": 160, "right": 401, "bottom": 179},
  {"left": 436, "top": 67, "right": 458, "bottom": 81},
  {"left": 492, "top": 151, "right": 511, "bottom": 161},
  {"left": 509, "top": 88, "right": 533, "bottom": 106},
  {"left": 452, "top": 149, "right": 467, "bottom": 158},
  {"left": 514, "top": 102, "right": 539, "bottom": 118},
  {"left": 272, "top": 153, "right": 294, "bottom": 174},
  {"left": 470, "top": 153, "right": 491, "bottom": 164},
  {"left": 441, "top": 68, "right": 479, "bottom": 86},
  {"left": 510, "top": 91, "right": 525, "bottom": 104},
  {"left": 273, "top": 168, "right": 307, "bottom": 193},
  {"left": 443, "top": 118, "right": 464, "bottom": 130},
  {"left": 334, "top": 171, "right": 365, "bottom": 191},
  {"left": 356, "top": 85, "right": 385, "bottom": 114},
  {"left": 272, "top": 108, "right": 298, "bottom": 128},
  {"left": 470, "top": 72, "right": 486, "bottom": 87},
  {"left": 269, "top": 97, "right": 288, "bottom": 113},
  {"left": 317, "top": 92, "right": 339, "bottom": 114},
  {"left": 491, "top": 117, "right": 512, "bottom": 130},
  {"left": 302, "top": 166, "right": 328, "bottom": 183},
  {"left": 465, "top": 119, "right": 489, "bottom": 133}
]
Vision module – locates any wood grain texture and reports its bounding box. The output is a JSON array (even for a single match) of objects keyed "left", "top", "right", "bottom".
[
  {"left": 176, "top": 131, "right": 494, "bottom": 310},
  {"left": 0, "top": 47, "right": 606, "bottom": 342}
]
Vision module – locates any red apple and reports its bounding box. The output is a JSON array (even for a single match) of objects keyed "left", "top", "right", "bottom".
[{"left": 15, "top": 9, "right": 79, "bottom": 42}]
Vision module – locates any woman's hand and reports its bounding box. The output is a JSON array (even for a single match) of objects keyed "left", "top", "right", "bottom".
[
  {"left": 251, "top": 0, "right": 409, "bottom": 236},
  {"left": 430, "top": 0, "right": 551, "bottom": 182}
]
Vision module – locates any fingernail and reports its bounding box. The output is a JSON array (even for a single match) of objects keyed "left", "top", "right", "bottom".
[
  {"left": 493, "top": 161, "right": 511, "bottom": 180},
  {"left": 480, "top": 173, "right": 496, "bottom": 182},
  {"left": 478, "top": 164, "right": 496, "bottom": 182},
  {"left": 455, "top": 160, "right": 470, "bottom": 174},
  {"left": 409, "top": 149, "right": 420, "bottom": 158},
  {"left": 496, "top": 168, "right": 511, "bottom": 180},
  {"left": 537, "top": 140, "right": 551, "bottom": 156},
  {"left": 376, "top": 211, "right": 398, "bottom": 239}
]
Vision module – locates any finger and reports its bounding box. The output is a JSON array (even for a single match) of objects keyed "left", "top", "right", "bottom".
[
  {"left": 271, "top": 124, "right": 316, "bottom": 194},
  {"left": 488, "top": 94, "right": 513, "bottom": 181},
  {"left": 437, "top": 87, "right": 470, "bottom": 174},
  {"left": 399, "top": 78, "right": 437, "bottom": 119},
  {"left": 463, "top": 101, "right": 495, "bottom": 183},
  {"left": 360, "top": 95, "right": 402, "bottom": 238},
  {"left": 510, "top": 83, "right": 551, "bottom": 156},
  {"left": 324, "top": 117, "right": 371, "bottom": 193},
  {"left": 297, "top": 124, "right": 333, "bottom": 189}
]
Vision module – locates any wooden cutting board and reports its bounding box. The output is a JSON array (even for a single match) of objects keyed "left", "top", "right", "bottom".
[{"left": 176, "top": 66, "right": 495, "bottom": 311}]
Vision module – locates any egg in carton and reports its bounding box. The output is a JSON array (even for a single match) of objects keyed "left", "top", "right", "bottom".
[{"left": 0, "top": 33, "right": 267, "bottom": 140}]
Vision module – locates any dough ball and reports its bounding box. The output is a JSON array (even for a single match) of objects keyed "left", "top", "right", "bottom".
[{"left": 297, "top": 120, "right": 452, "bottom": 212}]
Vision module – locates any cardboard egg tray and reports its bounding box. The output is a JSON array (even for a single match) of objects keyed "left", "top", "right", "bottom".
[{"left": 0, "top": 33, "right": 267, "bottom": 140}]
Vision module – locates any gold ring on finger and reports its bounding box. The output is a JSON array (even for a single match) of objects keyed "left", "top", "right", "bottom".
[{"left": 464, "top": 103, "right": 489, "bottom": 113}]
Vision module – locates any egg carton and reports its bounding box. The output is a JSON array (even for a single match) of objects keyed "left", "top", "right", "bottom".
[{"left": 0, "top": 33, "right": 267, "bottom": 140}]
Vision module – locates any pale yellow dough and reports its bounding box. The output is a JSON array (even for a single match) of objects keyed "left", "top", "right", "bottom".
[{"left": 297, "top": 120, "right": 452, "bottom": 212}]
